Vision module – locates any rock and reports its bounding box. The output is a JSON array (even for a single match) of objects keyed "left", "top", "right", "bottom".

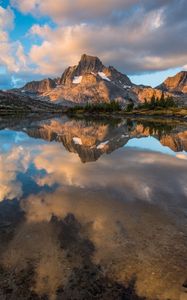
[
  {"left": 76, "top": 53, "right": 104, "bottom": 75},
  {"left": 157, "top": 71, "right": 187, "bottom": 94},
  {"left": 22, "top": 78, "right": 56, "bottom": 94},
  {"left": 16, "top": 54, "right": 135, "bottom": 105},
  {"left": 132, "top": 86, "right": 170, "bottom": 103},
  {"left": 60, "top": 66, "right": 77, "bottom": 85},
  {"left": 180, "top": 282, "right": 187, "bottom": 300},
  {"left": 10, "top": 54, "right": 185, "bottom": 106},
  {"left": 0, "top": 90, "right": 65, "bottom": 114}
]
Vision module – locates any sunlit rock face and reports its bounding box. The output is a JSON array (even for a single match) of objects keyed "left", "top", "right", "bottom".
[
  {"left": 60, "top": 54, "right": 132, "bottom": 87},
  {"left": 42, "top": 54, "right": 135, "bottom": 105},
  {"left": 14, "top": 54, "right": 184, "bottom": 106},
  {"left": 60, "top": 54, "right": 105, "bottom": 85},
  {"left": 16, "top": 53, "right": 171, "bottom": 105},
  {"left": 22, "top": 78, "right": 57, "bottom": 94},
  {"left": 131, "top": 86, "right": 171, "bottom": 103},
  {"left": 157, "top": 71, "right": 187, "bottom": 94}
]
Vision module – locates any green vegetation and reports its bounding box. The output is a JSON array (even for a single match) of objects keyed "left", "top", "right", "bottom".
[
  {"left": 140, "top": 93, "right": 176, "bottom": 109},
  {"left": 125, "top": 102, "right": 134, "bottom": 112},
  {"left": 123, "top": 94, "right": 187, "bottom": 119},
  {"left": 68, "top": 94, "right": 177, "bottom": 115},
  {"left": 68, "top": 101, "right": 121, "bottom": 114},
  {"left": 66, "top": 95, "right": 187, "bottom": 120}
]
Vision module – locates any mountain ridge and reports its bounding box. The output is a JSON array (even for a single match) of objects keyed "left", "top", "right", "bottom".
[
  {"left": 10, "top": 54, "right": 187, "bottom": 107},
  {"left": 157, "top": 71, "right": 187, "bottom": 94}
]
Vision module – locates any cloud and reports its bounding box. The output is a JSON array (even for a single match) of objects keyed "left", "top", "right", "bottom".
[
  {"left": 0, "top": 6, "right": 17, "bottom": 72},
  {"left": 26, "top": 0, "right": 187, "bottom": 75},
  {"left": 0, "top": 5, "right": 14, "bottom": 30},
  {"left": 11, "top": 0, "right": 139, "bottom": 24},
  {"left": 0, "top": 5, "right": 31, "bottom": 79},
  {"left": 176, "top": 153, "right": 187, "bottom": 160},
  {"left": 1, "top": 1, "right": 187, "bottom": 86}
]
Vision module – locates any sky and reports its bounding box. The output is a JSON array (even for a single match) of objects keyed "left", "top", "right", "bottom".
[{"left": 0, "top": 0, "right": 187, "bottom": 89}]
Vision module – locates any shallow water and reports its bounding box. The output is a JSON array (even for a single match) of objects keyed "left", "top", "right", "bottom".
[{"left": 0, "top": 115, "right": 187, "bottom": 300}]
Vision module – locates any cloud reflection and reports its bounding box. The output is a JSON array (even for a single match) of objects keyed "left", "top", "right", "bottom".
[
  {"left": 1, "top": 128, "right": 187, "bottom": 299},
  {"left": 0, "top": 145, "right": 30, "bottom": 200}
]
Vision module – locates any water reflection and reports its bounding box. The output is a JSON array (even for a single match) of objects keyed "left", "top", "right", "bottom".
[
  {"left": 0, "top": 116, "right": 187, "bottom": 300},
  {"left": 1, "top": 116, "right": 187, "bottom": 162}
]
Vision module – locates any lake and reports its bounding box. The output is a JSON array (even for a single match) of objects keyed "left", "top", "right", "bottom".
[{"left": 0, "top": 115, "right": 187, "bottom": 300}]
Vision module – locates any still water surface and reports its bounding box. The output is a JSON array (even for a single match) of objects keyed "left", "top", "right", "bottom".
[{"left": 0, "top": 116, "right": 187, "bottom": 300}]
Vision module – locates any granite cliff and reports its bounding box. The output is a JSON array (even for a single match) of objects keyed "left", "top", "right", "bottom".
[
  {"left": 16, "top": 54, "right": 171, "bottom": 107},
  {"left": 157, "top": 71, "right": 187, "bottom": 94}
]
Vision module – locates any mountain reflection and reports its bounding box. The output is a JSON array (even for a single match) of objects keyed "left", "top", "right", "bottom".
[
  {"left": 0, "top": 116, "right": 187, "bottom": 300},
  {"left": 1, "top": 115, "right": 187, "bottom": 162}
]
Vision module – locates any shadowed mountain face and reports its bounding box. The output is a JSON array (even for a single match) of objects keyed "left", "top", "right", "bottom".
[
  {"left": 1, "top": 115, "right": 187, "bottom": 162},
  {"left": 0, "top": 90, "right": 64, "bottom": 114}
]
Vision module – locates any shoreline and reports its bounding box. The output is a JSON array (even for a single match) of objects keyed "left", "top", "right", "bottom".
[
  {"left": 1, "top": 107, "right": 187, "bottom": 123},
  {"left": 67, "top": 108, "right": 187, "bottom": 122}
]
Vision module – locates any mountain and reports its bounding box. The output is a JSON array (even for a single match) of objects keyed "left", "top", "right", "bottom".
[
  {"left": 0, "top": 90, "right": 65, "bottom": 114},
  {"left": 16, "top": 54, "right": 171, "bottom": 107},
  {"left": 25, "top": 54, "right": 136, "bottom": 106},
  {"left": 157, "top": 71, "right": 187, "bottom": 94},
  {"left": 60, "top": 54, "right": 132, "bottom": 87},
  {"left": 22, "top": 78, "right": 57, "bottom": 95}
]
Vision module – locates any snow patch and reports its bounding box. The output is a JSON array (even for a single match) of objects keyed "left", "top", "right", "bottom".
[
  {"left": 98, "top": 72, "right": 111, "bottom": 82},
  {"left": 73, "top": 76, "right": 82, "bottom": 84},
  {"left": 121, "top": 134, "right": 129, "bottom": 138},
  {"left": 97, "top": 140, "right": 109, "bottom": 149},
  {"left": 73, "top": 137, "right": 82, "bottom": 145}
]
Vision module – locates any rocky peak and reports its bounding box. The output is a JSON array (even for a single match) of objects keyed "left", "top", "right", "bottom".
[
  {"left": 157, "top": 71, "right": 187, "bottom": 94},
  {"left": 103, "top": 66, "right": 132, "bottom": 87},
  {"left": 60, "top": 54, "right": 104, "bottom": 85},
  {"left": 76, "top": 54, "right": 104, "bottom": 75},
  {"left": 60, "top": 54, "right": 132, "bottom": 88},
  {"left": 60, "top": 66, "right": 77, "bottom": 85},
  {"left": 22, "top": 78, "right": 56, "bottom": 94}
]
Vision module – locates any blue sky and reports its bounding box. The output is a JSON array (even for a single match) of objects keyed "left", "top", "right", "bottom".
[{"left": 0, "top": 0, "right": 187, "bottom": 89}]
